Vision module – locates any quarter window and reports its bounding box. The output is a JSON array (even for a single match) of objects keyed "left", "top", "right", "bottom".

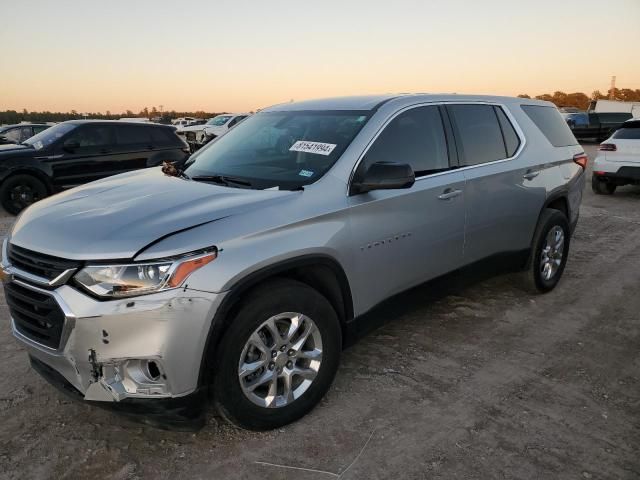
[
  {"left": 494, "top": 107, "right": 520, "bottom": 157},
  {"left": 116, "top": 125, "right": 151, "bottom": 145},
  {"left": 360, "top": 106, "right": 449, "bottom": 176},
  {"left": 448, "top": 104, "right": 507, "bottom": 166},
  {"left": 521, "top": 105, "right": 578, "bottom": 147}
]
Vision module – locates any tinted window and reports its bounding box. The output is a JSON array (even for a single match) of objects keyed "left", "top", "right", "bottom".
[
  {"left": 521, "top": 105, "right": 578, "bottom": 147},
  {"left": 361, "top": 106, "right": 449, "bottom": 175},
  {"left": 19, "top": 127, "right": 32, "bottom": 142},
  {"left": 65, "top": 125, "right": 115, "bottom": 148},
  {"left": 116, "top": 125, "right": 151, "bottom": 145},
  {"left": 448, "top": 104, "right": 506, "bottom": 165},
  {"left": 2, "top": 128, "right": 22, "bottom": 143},
  {"left": 148, "top": 126, "right": 179, "bottom": 146},
  {"left": 33, "top": 125, "right": 50, "bottom": 134},
  {"left": 613, "top": 122, "right": 640, "bottom": 139},
  {"left": 495, "top": 107, "right": 520, "bottom": 157}
]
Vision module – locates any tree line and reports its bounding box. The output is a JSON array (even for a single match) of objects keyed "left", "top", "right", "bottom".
[
  {"left": 517, "top": 87, "right": 640, "bottom": 110},
  {"left": 3, "top": 88, "right": 640, "bottom": 124},
  {"left": 0, "top": 107, "right": 225, "bottom": 125}
]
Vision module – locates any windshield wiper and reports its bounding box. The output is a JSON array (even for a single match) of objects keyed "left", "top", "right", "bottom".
[{"left": 190, "top": 175, "right": 252, "bottom": 188}]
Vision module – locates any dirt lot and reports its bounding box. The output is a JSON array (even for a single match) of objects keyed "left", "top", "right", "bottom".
[{"left": 0, "top": 144, "right": 638, "bottom": 480}]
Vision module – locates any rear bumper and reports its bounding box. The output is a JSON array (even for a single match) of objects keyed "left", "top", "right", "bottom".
[{"left": 593, "top": 156, "right": 640, "bottom": 183}]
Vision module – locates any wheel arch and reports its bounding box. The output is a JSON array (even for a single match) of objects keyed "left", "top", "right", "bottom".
[
  {"left": 198, "top": 254, "right": 354, "bottom": 388},
  {"left": 544, "top": 193, "right": 569, "bottom": 219},
  {"left": 0, "top": 168, "right": 55, "bottom": 194}
]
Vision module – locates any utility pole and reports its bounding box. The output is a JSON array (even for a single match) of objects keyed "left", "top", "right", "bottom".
[{"left": 609, "top": 76, "right": 616, "bottom": 100}]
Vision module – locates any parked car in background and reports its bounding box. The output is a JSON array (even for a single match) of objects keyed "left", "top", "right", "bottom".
[
  {"left": 0, "top": 123, "right": 51, "bottom": 145},
  {"left": 172, "top": 117, "right": 204, "bottom": 129},
  {"left": 564, "top": 111, "right": 632, "bottom": 141},
  {"left": 0, "top": 120, "right": 189, "bottom": 214},
  {"left": 200, "top": 113, "right": 249, "bottom": 146},
  {"left": 592, "top": 119, "right": 640, "bottom": 194},
  {"left": 178, "top": 114, "right": 249, "bottom": 152},
  {"left": 1, "top": 94, "right": 585, "bottom": 431}
]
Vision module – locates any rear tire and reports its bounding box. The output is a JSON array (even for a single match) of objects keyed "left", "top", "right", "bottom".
[
  {"left": 213, "top": 278, "right": 342, "bottom": 430},
  {"left": 0, "top": 174, "right": 48, "bottom": 215},
  {"left": 592, "top": 176, "right": 616, "bottom": 195},
  {"left": 519, "top": 209, "right": 570, "bottom": 293}
]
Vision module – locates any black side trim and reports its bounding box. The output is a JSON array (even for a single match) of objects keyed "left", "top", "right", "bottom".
[{"left": 30, "top": 356, "right": 206, "bottom": 431}]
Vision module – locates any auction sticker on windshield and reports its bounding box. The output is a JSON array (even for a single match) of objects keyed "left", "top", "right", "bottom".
[{"left": 289, "top": 141, "right": 337, "bottom": 156}]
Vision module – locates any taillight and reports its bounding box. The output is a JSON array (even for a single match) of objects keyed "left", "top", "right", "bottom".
[
  {"left": 599, "top": 143, "right": 617, "bottom": 151},
  {"left": 573, "top": 153, "right": 588, "bottom": 170}
]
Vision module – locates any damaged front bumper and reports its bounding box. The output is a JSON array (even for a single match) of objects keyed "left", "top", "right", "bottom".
[{"left": 5, "top": 275, "right": 225, "bottom": 429}]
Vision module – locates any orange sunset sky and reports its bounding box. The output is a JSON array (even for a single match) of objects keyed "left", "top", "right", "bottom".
[{"left": 2, "top": 0, "right": 639, "bottom": 113}]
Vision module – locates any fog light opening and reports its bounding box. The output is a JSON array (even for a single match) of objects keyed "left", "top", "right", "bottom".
[{"left": 146, "top": 360, "right": 161, "bottom": 381}]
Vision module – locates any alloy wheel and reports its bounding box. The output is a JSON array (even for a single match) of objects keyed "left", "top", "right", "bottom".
[
  {"left": 238, "top": 312, "right": 323, "bottom": 408},
  {"left": 540, "top": 225, "right": 565, "bottom": 281}
]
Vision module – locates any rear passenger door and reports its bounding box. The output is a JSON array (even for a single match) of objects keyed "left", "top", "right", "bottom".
[
  {"left": 446, "top": 103, "right": 542, "bottom": 263},
  {"left": 348, "top": 105, "right": 466, "bottom": 310},
  {"left": 112, "top": 125, "right": 155, "bottom": 173}
]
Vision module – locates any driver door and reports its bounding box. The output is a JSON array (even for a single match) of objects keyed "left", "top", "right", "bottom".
[{"left": 348, "top": 105, "right": 466, "bottom": 313}]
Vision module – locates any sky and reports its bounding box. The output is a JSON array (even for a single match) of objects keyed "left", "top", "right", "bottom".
[{"left": 2, "top": 0, "right": 639, "bottom": 114}]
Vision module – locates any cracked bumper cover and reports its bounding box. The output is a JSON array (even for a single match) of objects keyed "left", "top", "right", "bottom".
[{"left": 8, "top": 279, "right": 225, "bottom": 428}]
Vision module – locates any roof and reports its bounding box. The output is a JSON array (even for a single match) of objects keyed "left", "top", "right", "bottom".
[
  {"left": 63, "top": 120, "right": 173, "bottom": 127},
  {"left": 263, "top": 94, "right": 553, "bottom": 112}
]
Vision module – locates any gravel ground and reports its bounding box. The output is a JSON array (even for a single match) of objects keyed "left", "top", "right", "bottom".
[{"left": 0, "top": 144, "right": 638, "bottom": 480}]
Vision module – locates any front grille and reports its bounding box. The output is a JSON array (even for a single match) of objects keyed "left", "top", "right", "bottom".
[
  {"left": 7, "top": 244, "right": 81, "bottom": 281},
  {"left": 5, "top": 281, "right": 66, "bottom": 349}
]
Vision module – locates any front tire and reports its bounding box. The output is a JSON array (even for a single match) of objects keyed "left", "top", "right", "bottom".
[
  {"left": 213, "top": 279, "right": 342, "bottom": 430},
  {"left": 520, "top": 209, "right": 570, "bottom": 293},
  {"left": 0, "top": 174, "right": 48, "bottom": 215}
]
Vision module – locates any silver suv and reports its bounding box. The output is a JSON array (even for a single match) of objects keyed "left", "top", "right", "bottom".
[{"left": 2, "top": 94, "right": 585, "bottom": 430}]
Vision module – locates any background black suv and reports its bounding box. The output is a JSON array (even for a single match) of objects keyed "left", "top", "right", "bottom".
[{"left": 0, "top": 120, "right": 189, "bottom": 214}]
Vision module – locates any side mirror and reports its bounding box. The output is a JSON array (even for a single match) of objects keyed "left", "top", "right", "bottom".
[
  {"left": 63, "top": 139, "right": 80, "bottom": 152},
  {"left": 350, "top": 161, "right": 415, "bottom": 195}
]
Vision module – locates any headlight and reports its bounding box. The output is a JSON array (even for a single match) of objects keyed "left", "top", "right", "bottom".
[{"left": 74, "top": 250, "right": 217, "bottom": 298}]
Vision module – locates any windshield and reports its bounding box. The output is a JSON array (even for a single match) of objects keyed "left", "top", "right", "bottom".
[
  {"left": 185, "top": 111, "right": 369, "bottom": 190},
  {"left": 207, "top": 115, "right": 233, "bottom": 126},
  {"left": 23, "top": 123, "right": 76, "bottom": 150}
]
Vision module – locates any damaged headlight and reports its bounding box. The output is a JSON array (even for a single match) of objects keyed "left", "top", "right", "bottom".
[{"left": 74, "top": 249, "right": 217, "bottom": 298}]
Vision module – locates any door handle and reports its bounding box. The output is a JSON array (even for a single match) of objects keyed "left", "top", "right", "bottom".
[
  {"left": 437, "top": 188, "right": 462, "bottom": 200},
  {"left": 523, "top": 170, "right": 540, "bottom": 180}
]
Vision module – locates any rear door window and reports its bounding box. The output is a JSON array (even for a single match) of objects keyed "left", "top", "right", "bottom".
[
  {"left": 521, "top": 105, "right": 578, "bottom": 147},
  {"left": 360, "top": 105, "right": 450, "bottom": 176},
  {"left": 447, "top": 104, "right": 507, "bottom": 165}
]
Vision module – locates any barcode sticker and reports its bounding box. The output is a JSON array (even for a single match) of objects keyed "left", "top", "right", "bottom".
[{"left": 289, "top": 141, "right": 337, "bottom": 156}]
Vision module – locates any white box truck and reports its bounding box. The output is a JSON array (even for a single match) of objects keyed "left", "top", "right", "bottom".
[{"left": 589, "top": 100, "right": 640, "bottom": 118}]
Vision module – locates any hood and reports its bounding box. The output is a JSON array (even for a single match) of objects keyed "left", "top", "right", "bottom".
[
  {"left": 0, "top": 143, "right": 33, "bottom": 154},
  {"left": 204, "top": 125, "right": 227, "bottom": 135},
  {"left": 10, "top": 168, "right": 295, "bottom": 260}
]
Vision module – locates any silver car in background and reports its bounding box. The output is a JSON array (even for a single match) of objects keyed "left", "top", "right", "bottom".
[{"left": 2, "top": 94, "right": 585, "bottom": 430}]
